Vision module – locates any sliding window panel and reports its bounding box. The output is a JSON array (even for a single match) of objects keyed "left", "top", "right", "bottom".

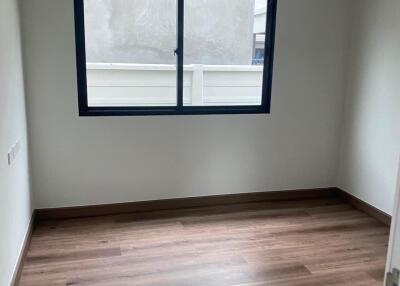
[
  {"left": 183, "top": 0, "right": 268, "bottom": 107},
  {"left": 83, "top": 0, "right": 177, "bottom": 107}
]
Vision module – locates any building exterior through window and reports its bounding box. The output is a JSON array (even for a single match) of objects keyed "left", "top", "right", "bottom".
[{"left": 74, "top": 0, "right": 276, "bottom": 115}]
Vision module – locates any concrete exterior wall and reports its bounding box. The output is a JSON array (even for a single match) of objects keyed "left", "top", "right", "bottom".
[{"left": 84, "top": 0, "right": 255, "bottom": 65}]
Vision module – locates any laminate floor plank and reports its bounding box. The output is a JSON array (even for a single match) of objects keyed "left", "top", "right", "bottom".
[{"left": 20, "top": 198, "right": 389, "bottom": 286}]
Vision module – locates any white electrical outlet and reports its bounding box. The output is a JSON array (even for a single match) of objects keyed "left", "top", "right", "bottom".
[
  {"left": 12, "top": 145, "right": 16, "bottom": 159},
  {"left": 7, "top": 151, "right": 13, "bottom": 165},
  {"left": 7, "top": 141, "right": 21, "bottom": 166},
  {"left": 15, "top": 141, "right": 20, "bottom": 153}
]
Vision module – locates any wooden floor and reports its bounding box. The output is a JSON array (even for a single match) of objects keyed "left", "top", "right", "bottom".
[{"left": 20, "top": 198, "right": 389, "bottom": 286}]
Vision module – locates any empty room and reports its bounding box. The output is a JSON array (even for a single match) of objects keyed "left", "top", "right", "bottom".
[{"left": 1, "top": 0, "right": 400, "bottom": 285}]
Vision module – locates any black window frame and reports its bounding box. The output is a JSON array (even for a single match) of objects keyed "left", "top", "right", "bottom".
[{"left": 74, "top": 0, "right": 277, "bottom": 116}]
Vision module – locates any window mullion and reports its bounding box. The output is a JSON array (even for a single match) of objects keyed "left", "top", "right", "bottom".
[{"left": 176, "top": 0, "right": 184, "bottom": 111}]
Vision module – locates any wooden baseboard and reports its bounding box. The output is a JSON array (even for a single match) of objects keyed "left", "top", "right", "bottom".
[
  {"left": 35, "top": 188, "right": 338, "bottom": 220},
  {"left": 34, "top": 187, "right": 392, "bottom": 224},
  {"left": 10, "top": 211, "right": 36, "bottom": 286},
  {"left": 336, "top": 188, "right": 391, "bottom": 226}
]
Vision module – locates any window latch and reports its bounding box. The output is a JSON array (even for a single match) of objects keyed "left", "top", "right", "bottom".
[{"left": 174, "top": 49, "right": 179, "bottom": 56}]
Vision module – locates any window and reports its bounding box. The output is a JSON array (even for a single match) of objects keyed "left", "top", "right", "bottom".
[{"left": 74, "top": 0, "right": 277, "bottom": 116}]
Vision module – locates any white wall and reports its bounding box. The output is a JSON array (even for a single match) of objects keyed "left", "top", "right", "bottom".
[
  {"left": 386, "top": 158, "right": 400, "bottom": 279},
  {"left": 338, "top": 0, "right": 400, "bottom": 215},
  {"left": 20, "top": 0, "right": 351, "bottom": 209},
  {"left": 0, "top": 0, "right": 32, "bottom": 284},
  {"left": 86, "top": 64, "right": 264, "bottom": 107}
]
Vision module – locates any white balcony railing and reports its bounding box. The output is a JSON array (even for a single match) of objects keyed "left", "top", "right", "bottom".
[{"left": 87, "top": 63, "right": 264, "bottom": 107}]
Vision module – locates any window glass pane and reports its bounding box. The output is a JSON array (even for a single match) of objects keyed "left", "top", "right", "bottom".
[
  {"left": 84, "top": 0, "right": 177, "bottom": 107},
  {"left": 183, "top": 0, "right": 267, "bottom": 106}
]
